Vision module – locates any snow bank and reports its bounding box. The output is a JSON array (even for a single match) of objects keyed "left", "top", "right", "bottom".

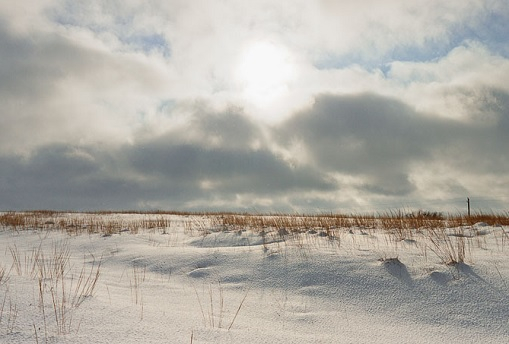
[{"left": 0, "top": 214, "right": 508, "bottom": 343}]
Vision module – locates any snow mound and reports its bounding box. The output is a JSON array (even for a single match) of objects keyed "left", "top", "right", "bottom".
[
  {"left": 1, "top": 215, "right": 508, "bottom": 343},
  {"left": 188, "top": 229, "right": 283, "bottom": 247}
]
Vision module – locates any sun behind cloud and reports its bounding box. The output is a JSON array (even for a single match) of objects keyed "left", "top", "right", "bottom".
[{"left": 235, "top": 41, "right": 296, "bottom": 108}]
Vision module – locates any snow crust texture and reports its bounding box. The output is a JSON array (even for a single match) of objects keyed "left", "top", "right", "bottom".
[{"left": 0, "top": 214, "right": 508, "bottom": 343}]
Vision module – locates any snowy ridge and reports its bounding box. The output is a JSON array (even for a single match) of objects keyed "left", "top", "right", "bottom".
[{"left": 0, "top": 213, "right": 508, "bottom": 343}]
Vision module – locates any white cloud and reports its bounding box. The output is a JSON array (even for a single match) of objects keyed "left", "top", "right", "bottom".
[
  {"left": 1, "top": 0, "right": 509, "bottom": 211},
  {"left": 387, "top": 42, "right": 509, "bottom": 121}
]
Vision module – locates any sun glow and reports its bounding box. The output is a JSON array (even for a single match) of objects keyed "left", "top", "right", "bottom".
[{"left": 235, "top": 41, "right": 295, "bottom": 106}]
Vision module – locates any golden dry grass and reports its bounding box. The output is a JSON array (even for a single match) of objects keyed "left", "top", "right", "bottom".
[{"left": 2, "top": 210, "right": 508, "bottom": 235}]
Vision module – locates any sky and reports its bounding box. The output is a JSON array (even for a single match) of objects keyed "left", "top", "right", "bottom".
[{"left": 1, "top": 0, "right": 509, "bottom": 213}]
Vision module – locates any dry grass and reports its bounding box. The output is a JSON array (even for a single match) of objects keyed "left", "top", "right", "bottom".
[
  {"left": 0, "top": 264, "right": 8, "bottom": 286},
  {"left": 2, "top": 210, "right": 507, "bottom": 235},
  {"left": 193, "top": 281, "right": 248, "bottom": 330},
  {"left": 3, "top": 238, "right": 102, "bottom": 336},
  {"left": 0, "top": 209, "right": 507, "bottom": 339},
  {"left": 426, "top": 228, "right": 469, "bottom": 265},
  {"left": 1, "top": 210, "right": 507, "bottom": 269},
  {"left": 130, "top": 263, "right": 146, "bottom": 306},
  {"left": 0, "top": 212, "right": 27, "bottom": 230}
]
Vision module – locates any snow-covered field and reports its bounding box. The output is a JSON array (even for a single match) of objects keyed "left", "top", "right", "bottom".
[{"left": 1, "top": 213, "right": 508, "bottom": 343}]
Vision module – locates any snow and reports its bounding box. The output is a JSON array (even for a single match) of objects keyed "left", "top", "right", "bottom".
[{"left": 0, "top": 213, "right": 508, "bottom": 343}]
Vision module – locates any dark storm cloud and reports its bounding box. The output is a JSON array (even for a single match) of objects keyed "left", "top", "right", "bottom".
[
  {"left": 2, "top": 91, "right": 508, "bottom": 211},
  {"left": 0, "top": 110, "right": 335, "bottom": 210},
  {"left": 1, "top": 90, "right": 508, "bottom": 211},
  {"left": 0, "top": 145, "right": 153, "bottom": 210},
  {"left": 0, "top": 145, "right": 190, "bottom": 210},
  {"left": 124, "top": 107, "right": 336, "bottom": 199},
  {"left": 450, "top": 89, "right": 509, "bottom": 172},
  {"left": 127, "top": 143, "right": 333, "bottom": 195},
  {"left": 172, "top": 107, "right": 261, "bottom": 149},
  {"left": 128, "top": 107, "right": 335, "bottom": 196},
  {"left": 277, "top": 93, "right": 440, "bottom": 195},
  {"left": 276, "top": 92, "right": 509, "bottom": 196}
]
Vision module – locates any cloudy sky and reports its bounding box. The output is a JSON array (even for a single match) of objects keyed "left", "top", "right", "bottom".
[{"left": 1, "top": 1, "right": 509, "bottom": 213}]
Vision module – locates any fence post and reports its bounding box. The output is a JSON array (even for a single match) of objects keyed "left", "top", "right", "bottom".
[{"left": 467, "top": 197, "right": 470, "bottom": 217}]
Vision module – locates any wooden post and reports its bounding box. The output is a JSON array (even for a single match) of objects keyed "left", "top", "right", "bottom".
[{"left": 467, "top": 197, "right": 470, "bottom": 217}]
